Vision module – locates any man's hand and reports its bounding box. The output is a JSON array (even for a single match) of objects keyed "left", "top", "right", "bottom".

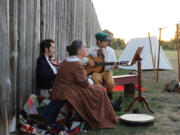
[
  {"left": 88, "top": 59, "right": 95, "bottom": 67},
  {"left": 50, "top": 59, "right": 61, "bottom": 67},
  {"left": 113, "top": 63, "right": 119, "bottom": 70}
]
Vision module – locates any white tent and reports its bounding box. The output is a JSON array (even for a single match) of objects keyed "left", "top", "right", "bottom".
[{"left": 118, "top": 36, "right": 173, "bottom": 70}]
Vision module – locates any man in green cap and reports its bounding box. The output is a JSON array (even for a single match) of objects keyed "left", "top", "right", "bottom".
[{"left": 83, "top": 31, "right": 122, "bottom": 111}]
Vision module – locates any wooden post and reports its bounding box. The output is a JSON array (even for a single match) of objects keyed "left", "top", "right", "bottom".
[
  {"left": 177, "top": 24, "right": 180, "bottom": 82},
  {"left": 9, "top": 0, "right": 18, "bottom": 132},
  {"left": 0, "top": 0, "right": 11, "bottom": 134},
  {"left": 17, "top": 0, "right": 26, "bottom": 111},
  {"left": 82, "top": 0, "right": 86, "bottom": 41},
  {"left": 45, "top": 0, "right": 50, "bottom": 38},
  {"left": 40, "top": 0, "right": 46, "bottom": 40},
  {"left": 148, "top": 33, "right": 157, "bottom": 81},
  {"left": 32, "top": 0, "right": 41, "bottom": 93},
  {"left": 156, "top": 28, "right": 162, "bottom": 83},
  {"left": 49, "top": 0, "right": 56, "bottom": 40},
  {"left": 86, "top": 0, "right": 93, "bottom": 47},
  {"left": 25, "top": 0, "right": 34, "bottom": 99}
]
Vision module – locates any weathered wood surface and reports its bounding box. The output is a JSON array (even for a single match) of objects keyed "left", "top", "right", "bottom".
[
  {"left": 9, "top": 0, "right": 18, "bottom": 132},
  {"left": 32, "top": 0, "right": 41, "bottom": 92},
  {"left": 0, "top": 0, "right": 101, "bottom": 134},
  {"left": 0, "top": 0, "right": 11, "bottom": 134}
]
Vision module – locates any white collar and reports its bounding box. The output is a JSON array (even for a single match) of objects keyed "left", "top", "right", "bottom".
[
  {"left": 45, "top": 56, "right": 50, "bottom": 60},
  {"left": 97, "top": 46, "right": 109, "bottom": 50},
  {"left": 66, "top": 55, "right": 81, "bottom": 62},
  {"left": 45, "top": 56, "right": 57, "bottom": 74}
]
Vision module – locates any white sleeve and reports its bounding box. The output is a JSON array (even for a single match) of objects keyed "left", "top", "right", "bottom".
[
  {"left": 81, "top": 57, "right": 89, "bottom": 65},
  {"left": 105, "top": 48, "right": 117, "bottom": 71},
  {"left": 88, "top": 48, "right": 98, "bottom": 58}
]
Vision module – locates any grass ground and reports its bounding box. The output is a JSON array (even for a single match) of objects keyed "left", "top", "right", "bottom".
[{"left": 80, "top": 50, "right": 180, "bottom": 135}]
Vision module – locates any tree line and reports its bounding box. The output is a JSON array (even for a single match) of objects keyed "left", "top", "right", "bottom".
[
  {"left": 110, "top": 38, "right": 178, "bottom": 50},
  {"left": 160, "top": 39, "right": 178, "bottom": 50},
  {"left": 110, "top": 38, "right": 126, "bottom": 49}
]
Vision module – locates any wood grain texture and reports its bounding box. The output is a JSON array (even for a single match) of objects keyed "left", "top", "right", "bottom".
[{"left": 0, "top": 0, "right": 101, "bottom": 134}]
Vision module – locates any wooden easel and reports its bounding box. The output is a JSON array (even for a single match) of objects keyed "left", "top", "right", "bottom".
[{"left": 124, "top": 46, "right": 154, "bottom": 113}]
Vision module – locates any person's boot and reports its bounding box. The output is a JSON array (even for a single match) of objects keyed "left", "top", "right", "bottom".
[
  {"left": 107, "top": 92, "right": 113, "bottom": 101},
  {"left": 115, "top": 95, "right": 123, "bottom": 106},
  {"left": 107, "top": 92, "right": 115, "bottom": 104},
  {"left": 107, "top": 92, "right": 121, "bottom": 111},
  {"left": 113, "top": 95, "right": 123, "bottom": 111}
]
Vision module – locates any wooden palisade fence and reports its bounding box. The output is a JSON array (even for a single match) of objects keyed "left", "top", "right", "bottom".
[{"left": 0, "top": 0, "right": 101, "bottom": 134}]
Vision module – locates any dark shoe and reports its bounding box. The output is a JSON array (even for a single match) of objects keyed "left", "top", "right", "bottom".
[
  {"left": 115, "top": 95, "right": 123, "bottom": 106},
  {"left": 112, "top": 96, "right": 123, "bottom": 112},
  {"left": 107, "top": 92, "right": 113, "bottom": 101},
  {"left": 113, "top": 104, "right": 121, "bottom": 112}
]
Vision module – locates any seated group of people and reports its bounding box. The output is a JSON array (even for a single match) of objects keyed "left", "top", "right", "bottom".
[{"left": 36, "top": 32, "right": 122, "bottom": 129}]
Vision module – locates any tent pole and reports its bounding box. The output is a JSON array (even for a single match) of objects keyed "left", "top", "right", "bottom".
[
  {"left": 148, "top": 33, "right": 157, "bottom": 81},
  {"left": 156, "top": 28, "right": 162, "bottom": 83},
  {"left": 176, "top": 24, "right": 180, "bottom": 83}
]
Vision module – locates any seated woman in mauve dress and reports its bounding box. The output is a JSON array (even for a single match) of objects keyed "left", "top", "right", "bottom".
[{"left": 50, "top": 39, "right": 118, "bottom": 129}]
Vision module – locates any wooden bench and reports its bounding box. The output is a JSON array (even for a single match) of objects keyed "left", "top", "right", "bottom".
[{"left": 113, "top": 75, "right": 138, "bottom": 97}]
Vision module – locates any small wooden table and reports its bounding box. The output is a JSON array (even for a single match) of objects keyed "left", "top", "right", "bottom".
[{"left": 113, "top": 75, "right": 138, "bottom": 97}]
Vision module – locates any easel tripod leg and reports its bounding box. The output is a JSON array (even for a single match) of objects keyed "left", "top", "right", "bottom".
[
  {"left": 125, "top": 97, "right": 139, "bottom": 112},
  {"left": 141, "top": 96, "right": 154, "bottom": 113}
]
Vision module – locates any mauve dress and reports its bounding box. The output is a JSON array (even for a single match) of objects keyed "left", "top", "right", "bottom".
[{"left": 50, "top": 60, "right": 117, "bottom": 129}]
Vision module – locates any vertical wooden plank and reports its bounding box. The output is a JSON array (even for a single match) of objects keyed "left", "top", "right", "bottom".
[
  {"left": 48, "top": 0, "right": 52, "bottom": 38},
  {"left": 40, "top": 0, "right": 46, "bottom": 40},
  {"left": 73, "top": 0, "right": 77, "bottom": 40},
  {"left": 79, "top": 0, "right": 82, "bottom": 38},
  {"left": 92, "top": 2, "right": 96, "bottom": 46},
  {"left": 92, "top": 6, "right": 96, "bottom": 42},
  {"left": 91, "top": 3, "right": 101, "bottom": 46},
  {"left": 64, "top": 0, "right": 68, "bottom": 58},
  {"left": 86, "top": 0, "right": 93, "bottom": 47},
  {"left": 9, "top": 0, "right": 18, "bottom": 132},
  {"left": 55, "top": 0, "right": 61, "bottom": 58},
  {"left": 74, "top": 0, "right": 78, "bottom": 39},
  {"left": 61, "top": 0, "right": 68, "bottom": 59},
  {"left": 17, "top": 0, "right": 26, "bottom": 111},
  {"left": 25, "top": 0, "right": 34, "bottom": 99},
  {"left": 56, "top": 0, "right": 68, "bottom": 60},
  {"left": 82, "top": 0, "right": 86, "bottom": 41},
  {"left": 66, "top": 0, "right": 74, "bottom": 44},
  {"left": 0, "top": 0, "right": 11, "bottom": 134},
  {"left": 32, "top": 0, "right": 40, "bottom": 92},
  {"left": 48, "top": 0, "right": 52, "bottom": 39},
  {"left": 46, "top": 0, "right": 50, "bottom": 38},
  {"left": 50, "top": 0, "right": 56, "bottom": 40},
  {"left": 66, "top": 0, "right": 71, "bottom": 43},
  {"left": 55, "top": 0, "right": 59, "bottom": 55}
]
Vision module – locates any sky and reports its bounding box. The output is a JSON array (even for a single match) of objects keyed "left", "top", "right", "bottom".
[{"left": 92, "top": 0, "right": 180, "bottom": 42}]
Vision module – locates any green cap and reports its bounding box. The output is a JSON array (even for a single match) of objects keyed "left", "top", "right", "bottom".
[{"left": 95, "top": 32, "right": 111, "bottom": 41}]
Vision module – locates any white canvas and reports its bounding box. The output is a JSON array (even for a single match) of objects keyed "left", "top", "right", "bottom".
[{"left": 118, "top": 37, "right": 173, "bottom": 70}]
